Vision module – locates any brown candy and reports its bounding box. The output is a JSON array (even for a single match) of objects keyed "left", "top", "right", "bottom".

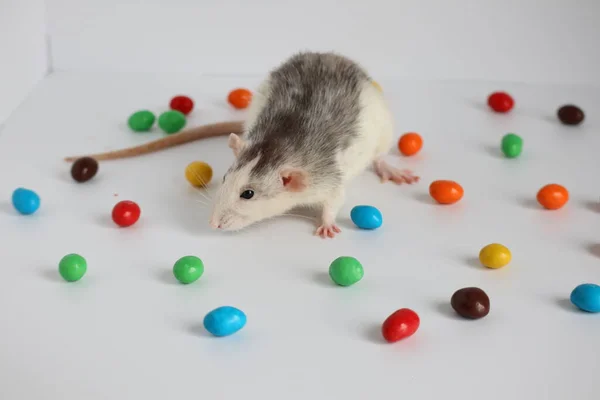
[
  {"left": 71, "top": 157, "right": 98, "bottom": 182},
  {"left": 451, "top": 287, "right": 490, "bottom": 319},
  {"left": 557, "top": 105, "right": 584, "bottom": 125}
]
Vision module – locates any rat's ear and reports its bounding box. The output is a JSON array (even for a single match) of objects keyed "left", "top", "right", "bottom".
[
  {"left": 228, "top": 133, "right": 246, "bottom": 157},
  {"left": 280, "top": 168, "right": 309, "bottom": 192}
]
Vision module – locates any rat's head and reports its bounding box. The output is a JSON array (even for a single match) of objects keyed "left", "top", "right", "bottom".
[{"left": 209, "top": 133, "right": 309, "bottom": 231}]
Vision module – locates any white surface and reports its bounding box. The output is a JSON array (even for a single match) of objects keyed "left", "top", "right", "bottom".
[
  {"left": 0, "top": 0, "right": 48, "bottom": 125},
  {"left": 1, "top": 72, "right": 599, "bottom": 399},
  {"left": 46, "top": 0, "right": 600, "bottom": 84}
]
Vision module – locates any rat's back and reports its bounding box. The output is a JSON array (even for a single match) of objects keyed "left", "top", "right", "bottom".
[{"left": 241, "top": 52, "right": 371, "bottom": 170}]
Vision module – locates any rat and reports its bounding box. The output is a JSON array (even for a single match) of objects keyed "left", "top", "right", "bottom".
[{"left": 64, "top": 51, "right": 419, "bottom": 238}]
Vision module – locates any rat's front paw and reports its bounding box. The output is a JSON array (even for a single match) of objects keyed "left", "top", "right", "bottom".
[{"left": 315, "top": 223, "right": 341, "bottom": 239}]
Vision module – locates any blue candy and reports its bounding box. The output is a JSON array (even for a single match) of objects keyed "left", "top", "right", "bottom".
[
  {"left": 350, "top": 205, "right": 382, "bottom": 230},
  {"left": 203, "top": 306, "right": 247, "bottom": 337},
  {"left": 570, "top": 283, "right": 600, "bottom": 313},
  {"left": 12, "top": 188, "right": 40, "bottom": 215}
]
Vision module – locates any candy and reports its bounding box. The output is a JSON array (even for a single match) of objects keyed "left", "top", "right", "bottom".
[
  {"left": 557, "top": 105, "right": 584, "bottom": 125},
  {"left": 451, "top": 287, "right": 490, "bottom": 319},
  {"left": 429, "top": 180, "right": 464, "bottom": 204},
  {"left": 203, "top": 306, "right": 247, "bottom": 337},
  {"left": 487, "top": 91, "right": 514, "bottom": 113},
  {"left": 70, "top": 157, "right": 98, "bottom": 183},
  {"left": 227, "top": 88, "right": 252, "bottom": 109},
  {"left": 169, "top": 95, "right": 194, "bottom": 115},
  {"left": 111, "top": 200, "right": 141, "bottom": 227},
  {"left": 350, "top": 205, "right": 383, "bottom": 230},
  {"left": 381, "top": 308, "right": 420, "bottom": 343},
  {"left": 329, "top": 256, "right": 364, "bottom": 286},
  {"left": 11, "top": 188, "right": 40, "bottom": 215},
  {"left": 127, "top": 110, "right": 156, "bottom": 132},
  {"left": 372, "top": 80, "right": 383, "bottom": 92},
  {"left": 570, "top": 283, "right": 600, "bottom": 313},
  {"left": 158, "top": 110, "right": 186, "bottom": 134},
  {"left": 398, "top": 132, "right": 423, "bottom": 156},
  {"left": 501, "top": 133, "right": 523, "bottom": 158},
  {"left": 536, "top": 183, "right": 569, "bottom": 210},
  {"left": 479, "top": 243, "right": 511, "bottom": 269},
  {"left": 173, "top": 256, "right": 204, "bottom": 284},
  {"left": 185, "top": 161, "right": 213, "bottom": 188},
  {"left": 58, "top": 253, "right": 87, "bottom": 282}
]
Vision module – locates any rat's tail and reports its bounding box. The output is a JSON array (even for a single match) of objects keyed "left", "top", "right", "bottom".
[{"left": 64, "top": 120, "right": 244, "bottom": 161}]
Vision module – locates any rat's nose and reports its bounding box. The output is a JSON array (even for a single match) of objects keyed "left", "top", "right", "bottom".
[{"left": 209, "top": 217, "right": 221, "bottom": 229}]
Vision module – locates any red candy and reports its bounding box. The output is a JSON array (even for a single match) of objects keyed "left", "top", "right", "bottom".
[
  {"left": 487, "top": 91, "right": 514, "bottom": 113},
  {"left": 169, "top": 95, "right": 194, "bottom": 115},
  {"left": 381, "top": 308, "right": 420, "bottom": 343},
  {"left": 112, "top": 200, "right": 141, "bottom": 227}
]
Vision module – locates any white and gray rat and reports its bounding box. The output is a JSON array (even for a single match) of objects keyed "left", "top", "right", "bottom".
[{"left": 64, "top": 52, "right": 419, "bottom": 238}]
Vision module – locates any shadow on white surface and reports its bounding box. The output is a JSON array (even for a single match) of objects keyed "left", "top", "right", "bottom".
[
  {"left": 516, "top": 196, "right": 541, "bottom": 210},
  {"left": 0, "top": 201, "right": 14, "bottom": 215},
  {"left": 360, "top": 323, "right": 387, "bottom": 345},
  {"left": 482, "top": 144, "right": 505, "bottom": 159},
  {"left": 310, "top": 271, "right": 336, "bottom": 288},
  {"left": 186, "top": 321, "right": 220, "bottom": 338},
  {"left": 38, "top": 268, "right": 64, "bottom": 282},
  {"left": 433, "top": 300, "right": 465, "bottom": 320},
  {"left": 585, "top": 243, "right": 600, "bottom": 259},
  {"left": 94, "top": 213, "right": 115, "bottom": 229},
  {"left": 582, "top": 200, "right": 600, "bottom": 214},
  {"left": 412, "top": 192, "right": 435, "bottom": 205},
  {"left": 553, "top": 296, "right": 580, "bottom": 313},
  {"left": 462, "top": 256, "right": 483, "bottom": 270},
  {"left": 155, "top": 268, "right": 180, "bottom": 286}
]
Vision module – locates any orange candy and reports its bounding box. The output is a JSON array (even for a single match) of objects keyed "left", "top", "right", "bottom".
[
  {"left": 429, "top": 180, "right": 464, "bottom": 204},
  {"left": 228, "top": 88, "right": 252, "bottom": 109},
  {"left": 536, "top": 184, "right": 569, "bottom": 210},
  {"left": 398, "top": 132, "right": 423, "bottom": 156}
]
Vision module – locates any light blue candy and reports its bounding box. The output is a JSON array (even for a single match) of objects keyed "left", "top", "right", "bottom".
[
  {"left": 11, "top": 188, "right": 40, "bottom": 215},
  {"left": 570, "top": 283, "right": 600, "bottom": 313},
  {"left": 350, "top": 205, "right": 382, "bottom": 230},
  {"left": 203, "top": 306, "right": 247, "bottom": 337}
]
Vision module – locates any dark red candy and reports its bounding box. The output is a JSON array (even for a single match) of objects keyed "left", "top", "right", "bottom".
[
  {"left": 451, "top": 287, "right": 490, "bottom": 319},
  {"left": 557, "top": 104, "right": 584, "bottom": 125},
  {"left": 71, "top": 157, "right": 98, "bottom": 183},
  {"left": 169, "top": 95, "right": 194, "bottom": 115},
  {"left": 111, "top": 200, "right": 141, "bottom": 227},
  {"left": 487, "top": 91, "right": 514, "bottom": 113},
  {"left": 381, "top": 308, "right": 420, "bottom": 343}
]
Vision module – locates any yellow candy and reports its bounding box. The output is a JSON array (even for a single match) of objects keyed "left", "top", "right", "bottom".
[
  {"left": 479, "top": 243, "right": 511, "bottom": 269},
  {"left": 185, "top": 161, "right": 213, "bottom": 188},
  {"left": 372, "top": 80, "right": 383, "bottom": 92}
]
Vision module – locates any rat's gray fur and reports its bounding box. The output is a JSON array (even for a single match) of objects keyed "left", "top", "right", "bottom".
[{"left": 234, "top": 51, "right": 371, "bottom": 189}]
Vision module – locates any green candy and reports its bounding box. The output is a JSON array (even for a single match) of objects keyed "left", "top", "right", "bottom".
[
  {"left": 58, "top": 253, "right": 87, "bottom": 282},
  {"left": 329, "top": 256, "right": 364, "bottom": 286},
  {"left": 128, "top": 110, "right": 156, "bottom": 132},
  {"left": 158, "top": 110, "right": 186, "bottom": 134},
  {"left": 501, "top": 133, "right": 523, "bottom": 158},
  {"left": 173, "top": 255, "right": 204, "bottom": 284}
]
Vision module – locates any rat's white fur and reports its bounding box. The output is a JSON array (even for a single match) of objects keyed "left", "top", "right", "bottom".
[
  {"left": 337, "top": 80, "right": 394, "bottom": 181},
  {"left": 208, "top": 79, "right": 395, "bottom": 233}
]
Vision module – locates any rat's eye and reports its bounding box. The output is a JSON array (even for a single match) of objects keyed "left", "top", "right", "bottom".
[{"left": 240, "top": 189, "right": 254, "bottom": 199}]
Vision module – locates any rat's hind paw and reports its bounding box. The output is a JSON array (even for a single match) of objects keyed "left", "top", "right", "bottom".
[
  {"left": 315, "top": 223, "right": 341, "bottom": 239},
  {"left": 373, "top": 159, "right": 419, "bottom": 184}
]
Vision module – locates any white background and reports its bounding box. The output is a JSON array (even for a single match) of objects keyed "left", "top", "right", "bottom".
[
  {"left": 1, "top": 1, "right": 600, "bottom": 399},
  {"left": 0, "top": 0, "right": 47, "bottom": 124},
  {"left": 45, "top": 0, "right": 600, "bottom": 83},
  {"left": 2, "top": 0, "right": 600, "bottom": 124}
]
